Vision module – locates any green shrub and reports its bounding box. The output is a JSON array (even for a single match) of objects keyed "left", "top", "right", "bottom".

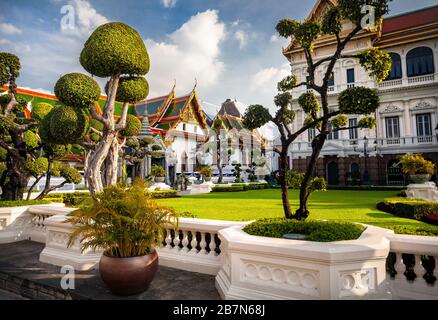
[
  {"left": 212, "top": 185, "right": 245, "bottom": 192},
  {"left": 243, "top": 218, "right": 365, "bottom": 242},
  {"left": 381, "top": 198, "right": 438, "bottom": 221},
  {"left": 149, "top": 190, "right": 178, "bottom": 199},
  {"left": 328, "top": 186, "right": 405, "bottom": 191},
  {"left": 0, "top": 200, "right": 50, "bottom": 207}
]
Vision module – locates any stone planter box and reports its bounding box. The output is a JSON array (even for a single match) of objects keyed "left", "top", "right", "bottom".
[
  {"left": 410, "top": 174, "right": 431, "bottom": 184},
  {"left": 215, "top": 225, "right": 394, "bottom": 300},
  {"left": 155, "top": 177, "right": 166, "bottom": 183}
]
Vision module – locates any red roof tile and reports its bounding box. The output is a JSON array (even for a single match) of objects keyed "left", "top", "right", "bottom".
[{"left": 382, "top": 6, "right": 438, "bottom": 34}]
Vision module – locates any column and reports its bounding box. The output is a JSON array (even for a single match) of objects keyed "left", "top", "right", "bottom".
[{"left": 403, "top": 100, "right": 411, "bottom": 137}]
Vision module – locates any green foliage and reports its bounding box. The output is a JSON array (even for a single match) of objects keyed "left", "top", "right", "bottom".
[
  {"left": 398, "top": 153, "right": 435, "bottom": 175},
  {"left": 47, "top": 106, "right": 90, "bottom": 144},
  {"left": 0, "top": 52, "right": 20, "bottom": 85},
  {"left": 308, "top": 177, "right": 327, "bottom": 193},
  {"left": 90, "top": 118, "right": 104, "bottom": 142},
  {"left": 80, "top": 22, "right": 150, "bottom": 78},
  {"left": 303, "top": 114, "right": 321, "bottom": 129},
  {"left": 149, "top": 190, "right": 178, "bottom": 199},
  {"left": 43, "top": 143, "right": 70, "bottom": 158},
  {"left": 275, "top": 107, "right": 295, "bottom": 125},
  {"left": 243, "top": 218, "right": 365, "bottom": 242},
  {"left": 331, "top": 115, "right": 348, "bottom": 128},
  {"left": 382, "top": 198, "right": 438, "bottom": 221},
  {"left": 357, "top": 47, "right": 392, "bottom": 82},
  {"left": 119, "top": 114, "right": 141, "bottom": 137},
  {"left": 277, "top": 75, "right": 298, "bottom": 92},
  {"left": 0, "top": 94, "right": 27, "bottom": 115},
  {"left": 286, "top": 170, "right": 304, "bottom": 189},
  {"left": 276, "top": 19, "right": 300, "bottom": 38},
  {"left": 54, "top": 73, "right": 101, "bottom": 109},
  {"left": 242, "top": 105, "right": 272, "bottom": 130},
  {"left": 212, "top": 185, "right": 245, "bottom": 192},
  {"left": 151, "top": 164, "right": 165, "bottom": 177},
  {"left": 0, "top": 200, "right": 50, "bottom": 207},
  {"left": 294, "top": 21, "right": 321, "bottom": 52},
  {"left": 0, "top": 147, "right": 7, "bottom": 161},
  {"left": 115, "top": 76, "right": 149, "bottom": 103},
  {"left": 274, "top": 92, "right": 292, "bottom": 108},
  {"left": 231, "top": 162, "right": 242, "bottom": 182},
  {"left": 66, "top": 180, "right": 178, "bottom": 257},
  {"left": 338, "top": 87, "right": 379, "bottom": 115},
  {"left": 338, "top": 0, "right": 390, "bottom": 26},
  {"left": 322, "top": 6, "right": 342, "bottom": 35},
  {"left": 60, "top": 166, "right": 82, "bottom": 184},
  {"left": 25, "top": 157, "right": 48, "bottom": 177},
  {"left": 31, "top": 102, "right": 54, "bottom": 121},
  {"left": 298, "top": 92, "right": 320, "bottom": 114},
  {"left": 23, "top": 130, "right": 40, "bottom": 148},
  {"left": 358, "top": 116, "right": 376, "bottom": 129},
  {"left": 200, "top": 166, "right": 213, "bottom": 178}
]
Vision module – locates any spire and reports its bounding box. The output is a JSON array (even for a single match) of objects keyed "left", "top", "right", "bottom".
[{"left": 138, "top": 107, "right": 153, "bottom": 138}]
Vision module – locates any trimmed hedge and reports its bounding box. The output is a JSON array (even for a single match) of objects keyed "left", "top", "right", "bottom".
[
  {"left": 149, "top": 190, "right": 178, "bottom": 199},
  {"left": 0, "top": 200, "right": 50, "bottom": 207},
  {"left": 212, "top": 183, "right": 268, "bottom": 192},
  {"left": 378, "top": 197, "right": 438, "bottom": 223},
  {"left": 243, "top": 218, "right": 365, "bottom": 242},
  {"left": 212, "top": 185, "right": 245, "bottom": 192},
  {"left": 327, "top": 186, "right": 405, "bottom": 191}
]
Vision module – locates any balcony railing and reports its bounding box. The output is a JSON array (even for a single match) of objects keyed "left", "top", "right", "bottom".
[
  {"left": 379, "top": 73, "right": 437, "bottom": 89},
  {"left": 289, "top": 136, "right": 438, "bottom": 153}
]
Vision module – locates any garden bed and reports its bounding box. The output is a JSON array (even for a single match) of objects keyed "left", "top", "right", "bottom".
[{"left": 243, "top": 218, "right": 365, "bottom": 242}]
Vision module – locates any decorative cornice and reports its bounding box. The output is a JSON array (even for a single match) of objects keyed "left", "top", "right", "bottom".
[
  {"left": 411, "top": 101, "right": 436, "bottom": 111},
  {"left": 380, "top": 104, "right": 403, "bottom": 114}
]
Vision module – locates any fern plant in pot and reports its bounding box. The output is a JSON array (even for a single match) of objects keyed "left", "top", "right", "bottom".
[{"left": 66, "top": 180, "right": 178, "bottom": 296}]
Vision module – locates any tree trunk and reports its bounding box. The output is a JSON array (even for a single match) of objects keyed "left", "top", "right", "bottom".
[
  {"left": 1, "top": 152, "right": 29, "bottom": 201},
  {"left": 295, "top": 133, "right": 327, "bottom": 220},
  {"left": 36, "top": 181, "right": 68, "bottom": 200},
  {"left": 102, "top": 138, "right": 119, "bottom": 186},
  {"left": 27, "top": 175, "right": 44, "bottom": 200},
  {"left": 279, "top": 150, "right": 292, "bottom": 219}
]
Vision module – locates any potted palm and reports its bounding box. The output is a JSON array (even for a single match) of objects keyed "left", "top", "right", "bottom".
[
  {"left": 398, "top": 153, "right": 435, "bottom": 184},
  {"left": 200, "top": 166, "right": 213, "bottom": 182},
  {"left": 66, "top": 180, "right": 178, "bottom": 296},
  {"left": 151, "top": 164, "right": 166, "bottom": 183}
]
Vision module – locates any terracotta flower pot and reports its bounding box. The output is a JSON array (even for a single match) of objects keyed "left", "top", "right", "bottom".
[
  {"left": 99, "top": 250, "right": 158, "bottom": 296},
  {"left": 409, "top": 174, "right": 431, "bottom": 184}
]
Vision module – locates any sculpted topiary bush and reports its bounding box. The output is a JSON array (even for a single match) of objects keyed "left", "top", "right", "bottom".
[{"left": 54, "top": 73, "right": 101, "bottom": 110}]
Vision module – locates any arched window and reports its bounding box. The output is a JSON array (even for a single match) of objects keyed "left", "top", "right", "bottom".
[
  {"left": 386, "top": 53, "right": 402, "bottom": 80},
  {"left": 406, "top": 47, "right": 435, "bottom": 77}
]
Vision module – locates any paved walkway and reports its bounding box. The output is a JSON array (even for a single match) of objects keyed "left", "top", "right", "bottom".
[
  {"left": 0, "top": 241, "right": 220, "bottom": 300},
  {"left": 0, "top": 289, "right": 26, "bottom": 300}
]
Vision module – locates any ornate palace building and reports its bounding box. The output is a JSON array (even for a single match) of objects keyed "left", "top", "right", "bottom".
[{"left": 274, "top": 1, "right": 438, "bottom": 186}]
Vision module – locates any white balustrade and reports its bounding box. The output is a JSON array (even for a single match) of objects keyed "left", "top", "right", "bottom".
[
  {"left": 158, "top": 218, "right": 248, "bottom": 275},
  {"left": 386, "top": 234, "right": 438, "bottom": 300}
]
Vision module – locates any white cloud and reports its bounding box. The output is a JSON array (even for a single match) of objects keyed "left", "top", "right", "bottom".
[
  {"left": 251, "top": 65, "right": 290, "bottom": 90},
  {"left": 161, "top": 0, "right": 177, "bottom": 8},
  {"left": 234, "top": 30, "right": 248, "bottom": 49},
  {"left": 61, "top": 0, "right": 108, "bottom": 38},
  {"left": 270, "top": 35, "right": 279, "bottom": 43},
  {"left": 0, "top": 23, "right": 22, "bottom": 35},
  {"left": 145, "top": 10, "right": 226, "bottom": 97}
]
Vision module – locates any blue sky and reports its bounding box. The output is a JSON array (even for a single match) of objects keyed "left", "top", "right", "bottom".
[{"left": 1, "top": 0, "right": 437, "bottom": 120}]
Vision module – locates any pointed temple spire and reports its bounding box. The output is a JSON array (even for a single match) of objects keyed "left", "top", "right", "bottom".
[{"left": 138, "top": 107, "right": 153, "bottom": 138}]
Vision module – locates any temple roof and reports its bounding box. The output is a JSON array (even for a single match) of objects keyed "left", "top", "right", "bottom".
[{"left": 218, "top": 99, "right": 242, "bottom": 118}]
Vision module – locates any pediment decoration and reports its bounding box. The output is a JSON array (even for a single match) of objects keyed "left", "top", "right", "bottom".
[
  {"left": 380, "top": 105, "right": 402, "bottom": 114},
  {"left": 412, "top": 101, "right": 435, "bottom": 111}
]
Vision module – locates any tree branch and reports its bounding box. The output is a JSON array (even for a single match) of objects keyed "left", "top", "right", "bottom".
[
  {"left": 90, "top": 105, "right": 110, "bottom": 128},
  {"left": 115, "top": 102, "right": 130, "bottom": 131}
]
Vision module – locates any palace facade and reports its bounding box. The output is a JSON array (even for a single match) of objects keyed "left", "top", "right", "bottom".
[{"left": 273, "top": 1, "right": 438, "bottom": 186}]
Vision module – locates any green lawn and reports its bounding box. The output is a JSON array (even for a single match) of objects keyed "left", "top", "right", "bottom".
[{"left": 157, "top": 189, "right": 438, "bottom": 236}]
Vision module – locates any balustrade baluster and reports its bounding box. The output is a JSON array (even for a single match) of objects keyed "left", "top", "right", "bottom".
[
  {"left": 165, "top": 229, "right": 172, "bottom": 249},
  {"left": 181, "top": 230, "right": 190, "bottom": 253},
  {"left": 173, "top": 230, "right": 181, "bottom": 250},
  {"left": 209, "top": 233, "right": 217, "bottom": 256},
  {"left": 199, "top": 232, "right": 207, "bottom": 254},
  {"left": 394, "top": 252, "right": 405, "bottom": 277},
  {"left": 413, "top": 255, "right": 424, "bottom": 281}
]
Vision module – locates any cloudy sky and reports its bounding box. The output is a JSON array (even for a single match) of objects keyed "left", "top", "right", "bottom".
[{"left": 0, "top": 0, "right": 436, "bottom": 122}]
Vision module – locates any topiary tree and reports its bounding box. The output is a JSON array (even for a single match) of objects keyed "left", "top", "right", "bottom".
[
  {"left": 0, "top": 52, "right": 43, "bottom": 200},
  {"left": 243, "top": 1, "right": 391, "bottom": 219},
  {"left": 231, "top": 162, "right": 243, "bottom": 183},
  {"left": 50, "top": 22, "right": 150, "bottom": 195}
]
